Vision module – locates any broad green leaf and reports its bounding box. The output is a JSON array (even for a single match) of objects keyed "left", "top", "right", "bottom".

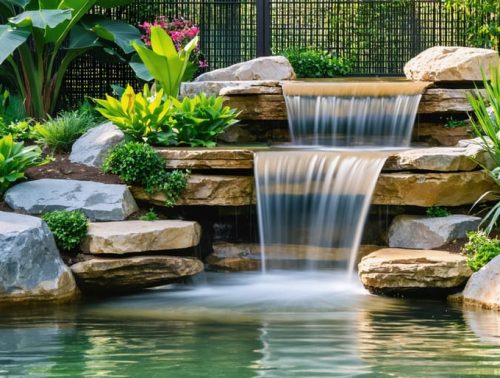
[
  {"left": 9, "top": 9, "right": 72, "bottom": 29},
  {"left": 92, "top": 19, "right": 140, "bottom": 54},
  {"left": 0, "top": 0, "right": 30, "bottom": 8},
  {"left": 0, "top": 25, "right": 30, "bottom": 64},
  {"left": 67, "top": 24, "right": 100, "bottom": 49},
  {"left": 44, "top": 0, "right": 97, "bottom": 43},
  {"left": 150, "top": 26, "right": 177, "bottom": 59},
  {"left": 129, "top": 61, "right": 153, "bottom": 82},
  {"left": 132, "top": 41, "right": 170, "bottom": 87}
]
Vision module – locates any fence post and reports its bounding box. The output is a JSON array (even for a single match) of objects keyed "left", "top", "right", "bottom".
[{"left": 256, "top": 0, "right": 271, "bottom": 56}]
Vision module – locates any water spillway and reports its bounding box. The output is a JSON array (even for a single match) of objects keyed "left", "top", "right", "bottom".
[{"left": 255, "top": 81, "right": 429, "bottom": 272}]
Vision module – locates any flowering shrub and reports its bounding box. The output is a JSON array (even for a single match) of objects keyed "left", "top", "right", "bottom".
[{"left": 139, "top": 16, "right": 208, "bottom": 70}]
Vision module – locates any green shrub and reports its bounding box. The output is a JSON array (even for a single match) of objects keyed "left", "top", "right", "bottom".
[
  {"left": 42, "top": 210, "right": 88, "bottom": 252},
  {"left": 426, "top": 207, "right": 450, "bottom": 217},
  {"left": 0, "top": 87, "right": 27, "bottom": 125},
  {"left": 95, "top": 85, "right": 239, "bottom": 147},
  {"left": 32, "top": 110, "right": 97, "bottom": 152},
  {"left": 103, "top": 142, "right": 189, "bottom": 207},
  {"left": 0, "top": 135, "right": 48, "bottom": 197},
  {"left": 463, "top": 231, "right": 500, "bottom": 271},
  {"left": 278, "top": 47, "right": 352, "bottom": 78},
  {"left": 173, "top": 94, "right": 239, "bottom": 147},
  {"left": 139, "top": 208, "right": 159, "bottom": 221},
  {"left": 0, "top": 120, "right": 31, "bottom": 141}
]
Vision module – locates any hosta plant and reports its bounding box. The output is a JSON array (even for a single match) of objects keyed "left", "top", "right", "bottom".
[
  {"left": 95, "top": 84, "right": 177, "bottom": 145},
  {"left": 172, "top": 94, "right": 240, "bottom": 147},
  {"left": 0, "top": 134, "right": 47, "bottom": 197},
  {"left": 0, "top": 0, "right": 141, "bottom": 119}
]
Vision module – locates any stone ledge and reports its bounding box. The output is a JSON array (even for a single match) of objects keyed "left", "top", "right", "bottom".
[
  {"left": 82, "top": 220, "right": 201, "bottom": 255},
  {"left": 159, "top": 145, "right": 487, "bottom": 172},
  {"left": 132, "top": 170, "right": 495, "bottom": 207}
]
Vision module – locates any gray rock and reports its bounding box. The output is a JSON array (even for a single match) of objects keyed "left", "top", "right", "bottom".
[
  {"left": 463, "top": 255, "right": 500, "bottom": 311},
  {"left": 70, "top": 122, "right": 124, "bottom": 168},
  {"left": 180, "top": 80, "right": 281, "bottom": 97},
  {"left": 195, "top": 57, "right": 295, "bottom": 82},
  {"left": 71, "top": 256, "right": 204, "bottom": 293},
  {"left": 5, "top": 179, "right": 138, "bottom": 221},
  {"left": 388, "top": 214, "right": 481, "bottom": 249},
  {"left": 0, "top": 211, "right": 77, "bottom": 304}
]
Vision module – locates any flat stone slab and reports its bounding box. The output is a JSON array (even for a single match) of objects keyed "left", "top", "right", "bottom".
[
  {"left": 180, "top": 80, "right": 282, "bottom": 97},
  {"left": 71, "top": 256, "right": 204, "bottom": 293},
  {"left": 388, "top": 215, "right": 481, "bottom": 249},
  {"left": 373, "top": 170, "right": 496, "bottom": 207},
  {"left": 417, "top": 88, "right": 486, "bottom": 114},
  {"left": 0, "top": 211, "right": 77, "bottom": 304},
  {"left": 404, "top": 46, "right": 499, "bottom": 82},
  {"left": 133, "top": 170, "right": 495, "bottom": 207},
  {"left": 70, "top": 122, "right": 124, "bottom": 168},
  {"left": 5, "top": 179, "right": 138, "bottom": 221},
  {"left": 82, "top": 220, "right": 201, "bottom": 255},
  {"left": 206, "top": 242, "right": 381, "bottom": 271},
  {"left": 463, "top": 255, "right": 500, "bottom": 311},
  {"left": 358, "top": 248, "right": 472, "bottom": 297},
  {"left": 157, "top": 144, "right": 487, "bottom": 172},
  {"left": 131, "top": 175, "right": 254, "bottom": 206}
]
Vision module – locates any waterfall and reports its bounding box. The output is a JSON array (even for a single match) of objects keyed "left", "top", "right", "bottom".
[{"left": 255, "top": 81, "right": 429, "bottom": 273}]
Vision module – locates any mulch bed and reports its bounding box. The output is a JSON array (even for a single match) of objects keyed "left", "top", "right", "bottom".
[{"left": 25, "top": 154, "right": 122, "bottom": 184}]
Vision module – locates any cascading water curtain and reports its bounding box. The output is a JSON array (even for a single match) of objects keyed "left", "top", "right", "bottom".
[{"left": 255, "top": 81, "right": 429, "bottom": 273}]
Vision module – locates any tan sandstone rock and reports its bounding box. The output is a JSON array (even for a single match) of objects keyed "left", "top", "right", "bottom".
[
  {"left": 358, "top": 248, "right": 472, "bottom": 296},
  {"left": 463, "top": 255, "right": 500, "bottom": 311},
  {"left": 71, "top": 256, "right": 204, "bottom": 293},
  {"left": 404, "top": 46, "right": 499, "bottom": 82},
  {"left": 82, "top": 220, "right": 201, "bottom": 255}
]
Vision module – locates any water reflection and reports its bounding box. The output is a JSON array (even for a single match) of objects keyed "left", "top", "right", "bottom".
[{"left": 0, "top": 273, "right": 499, "bottom": 377}]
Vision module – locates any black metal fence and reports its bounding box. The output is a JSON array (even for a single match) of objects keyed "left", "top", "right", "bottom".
[{"left": 62, "top": 0, "right": 486, "bottom": 105}]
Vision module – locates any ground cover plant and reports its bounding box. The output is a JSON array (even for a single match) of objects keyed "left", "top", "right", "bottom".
[
  {"left": 468, "top": 64, "right": 500, "bottom": 234},
  {"left": 278, "top": 47, "right": 352, "bottom": 78},
  {"left": 464, "top": 230, "right": 500, "bottom": 271},
  {"left": 0, "top": 134, "right": 47, "bottom": 197},
  {"left": 95, "top": 85, "right": 239, "bottom": 147},
  {"left": 139, "top": 208, "right": 159, "bottom": 221},
  {"left": 42, "top": 210, "right": 88, "bottom": 252},
  {"left": 103, "top": 142, "right": 189, "bottom": 207},
  {"left": 426, "top": 207, "right": 450, "bottom": 217},
  {"left": 0, "top": 0, "right": 141, "bottom": 119}
]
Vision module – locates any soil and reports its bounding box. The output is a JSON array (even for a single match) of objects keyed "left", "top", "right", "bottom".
[{"left": 25, "top": 154, "right": 122, "bottom": 184}]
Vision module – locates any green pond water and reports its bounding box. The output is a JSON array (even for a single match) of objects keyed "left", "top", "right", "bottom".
[{"left": 1, "top": 272, "right": 499, "bottom": 378}]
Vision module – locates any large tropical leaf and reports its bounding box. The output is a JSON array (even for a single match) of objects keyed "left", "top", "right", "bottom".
[
  {"left": 129, "top": 61, "right": 154, "bottom": 82},
  {"left": 0, "top": 25, "right": 30, "bottom": 64},
  {"left": 67, "top": 23, "right": 100, "bottom": 49},
  {"left": 0, "top": 0, "right": 30, "bottom": 8},
  {"left": 91, "top": 19, "right": 140, "bottom": 54},
  {"left": 44, "top": 0, "right": 97, "bottom": 43},
  {"left": 9, "top": 9, "right": 72, "bottom": 29}
]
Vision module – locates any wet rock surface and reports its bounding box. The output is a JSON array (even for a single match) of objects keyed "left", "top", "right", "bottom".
[
  {"left": 70, "top": 256, "right": 204, "bottom": 293},
  {"left": 358, "top": 248, "right": 472, "bottom": 297},
  {"left": 0, "top": 212, "right": 77, "bottom": 304},
  {"left": 463, "top": 255, "right": 500, "bottom": 311}
]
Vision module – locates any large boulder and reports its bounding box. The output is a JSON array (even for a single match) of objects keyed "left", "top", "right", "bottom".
[
  {"left": 358, "top": 248, "right": 472, "bottom": 297},
  {"left": 0, "top": 212, "right": 77, "bottom": 304},
  {"left": 463, "top": 255, "right": 500, "bottom": 310},
  {"left": 404, "top": 46, "right": 499, "bottom": 82},
  {"left": 71, "top": 256, "right": 204, "bottom": 293},
  {"left": 70, "top": 122, "right": 124, "bottom": 168},
  {"left": 5, "top": 179, "right": 138, "bottom": 221},
  {"left": 195, "top": 57, "right": 295, "bottom": 81},
  {"left": 82, "top": 220, "right": 201, "bottom": 254},
  {"left": 388, "top": 215, "right": 481, "bottom": 249}
]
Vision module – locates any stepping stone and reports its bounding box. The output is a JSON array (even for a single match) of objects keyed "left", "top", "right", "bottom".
[
  {"left": 4, "top": 179, "right": 138, "bottom": 221},
  {"left": 388, "top": 215, "right": 481, "bottom": 249},
  {"left": 70, "top": 256, "right": 204, "bottom": 293},
  {"left": 82, "top": 220, "right": 201, "bottom": 254},
  {"left": 358, "top": 248, "right": 472, "bottom": 297},
  {"left": 0, "top": 211, "right": 77, "bottom": 304},
  {"left": 463, "top": 255, "right": 500, "bottom": 311},
  {"left": 70, "top": 122, "right": 124, "bottom": 168}
]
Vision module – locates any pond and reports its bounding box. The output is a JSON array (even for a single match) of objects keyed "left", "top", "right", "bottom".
[{"left": 1, "top": 272, "right": 499, "bottom": 377}]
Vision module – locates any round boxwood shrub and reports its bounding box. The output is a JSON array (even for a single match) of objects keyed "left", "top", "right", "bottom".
[{"left": 42, "top": 210, "right": 88, "bottom": 252}]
